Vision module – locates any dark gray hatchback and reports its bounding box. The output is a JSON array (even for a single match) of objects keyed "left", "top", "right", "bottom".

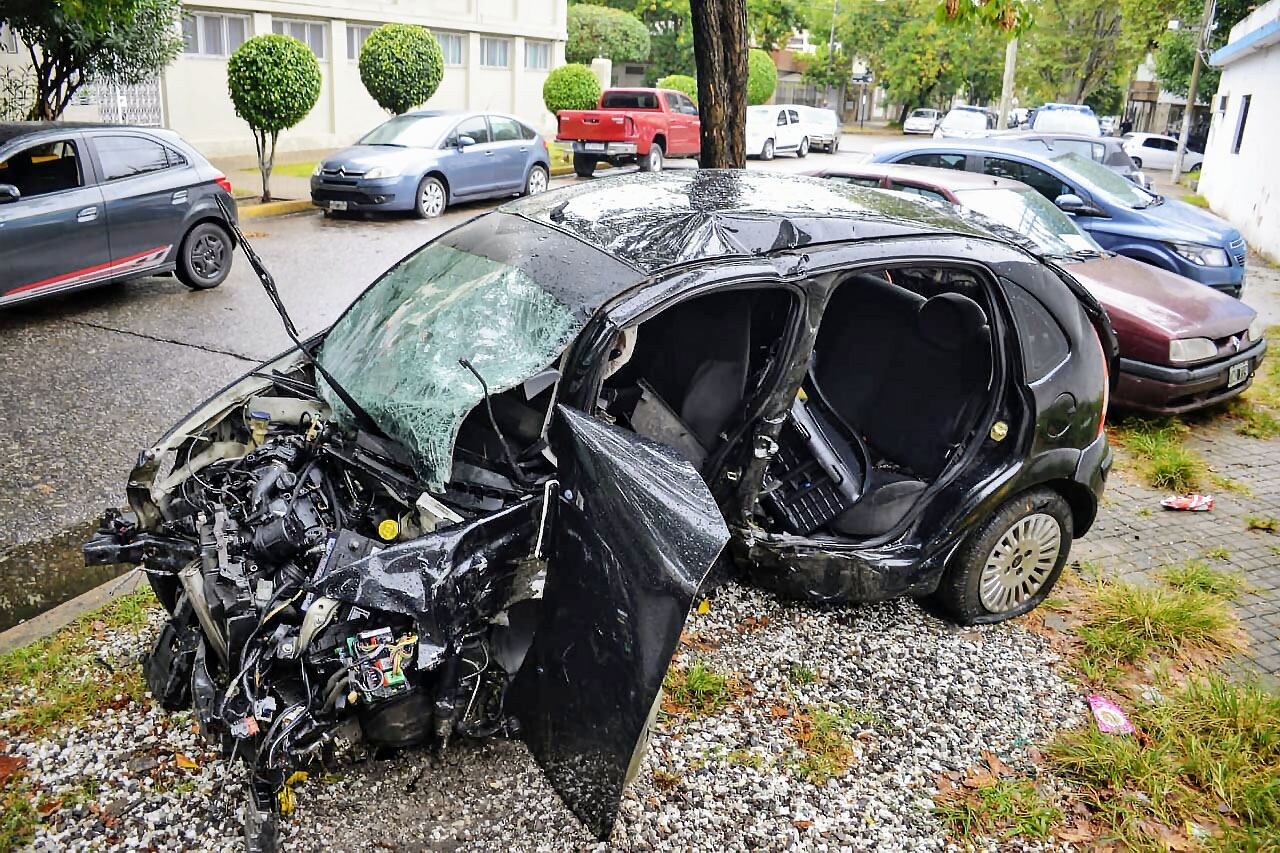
[{"left": 0, "top": 121, "right": 237, "bottom": 307}]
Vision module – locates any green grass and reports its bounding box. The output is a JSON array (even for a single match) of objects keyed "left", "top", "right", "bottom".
[
  {"left": 935, "top": 778, "right": 1062, "bottom": 843},
  {"left": 1049, "top": 675, "right": 1280, "bottom": 850},
  {"left": 1202, "top": 324, "right": 1280, "bottom": 438},
  {"left": 786, "top": 706, "right": 858, "bottom": 784},
  {"left": 0, "top": 780, "right": 39, "bottom": 852},
  {"left": 1181, "top": 193, "right": 1210, "bottom": 208},
  {"left": 0, "top": 587, "right": 157, "bottom": 735},
  {"left": 241, "top": 160, "right": 318, "bottom": 179},
  {"left": 1205, "top": 546, "right": 1230, "bottom": 560},
  {"left": 1246, "top": 515, "right": 1279, "bottom": 533},
  {"left": 788, "top": 664, "right": 818, "bottom": 685},
  {"left": 1111, "top": 417, "right": 1205, "bottom": 492},
  {"left": 662, "top": 662, "right": 738, "bottom": 717},
  {"left": 1159, "top": 559, "right": 1248, "bottom": 599}
]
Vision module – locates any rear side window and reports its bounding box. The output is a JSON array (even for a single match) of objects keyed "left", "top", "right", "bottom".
[
  {"left": 519, "top": 122, "right": 537, "bottom": 141},
  {"left": 95, "top": 135, "right": 171, "bottom": 181},
  {"left": 777, "top": 111, "right": 788, "bottom": 126},
  {"left": 787, "top": 109, "right": 799, "bottom": 124},
  {"left": 1004, "top": 280, "right": 1069, "bottom": 381},
  {"left": 982, "top": 157, "right": 1071, "bottom": 202},
  {"left": 489, "top": 116, "right": 522, "bottom": 142},
  {"left": 0, "top": 139, "right": 82, "bottom": 197},
  {"left": 899, "top": 152, "right": 966, "bottom": 170}
]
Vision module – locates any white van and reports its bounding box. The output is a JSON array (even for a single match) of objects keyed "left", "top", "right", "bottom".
[
  {"left": 746, "top": 105, "right": 809, "bottom": 159},
  {"left": 797, "top": 106, "right": 841, "bottom": 153}
]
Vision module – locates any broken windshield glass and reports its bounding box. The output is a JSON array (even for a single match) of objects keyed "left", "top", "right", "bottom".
[{"left": 317, "top": 242, "right": 582, "bottom": 490}]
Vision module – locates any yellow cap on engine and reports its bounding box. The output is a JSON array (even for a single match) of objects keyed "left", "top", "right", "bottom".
[{"left": 377, "top": 519, "right": 399, "bottom": 541}]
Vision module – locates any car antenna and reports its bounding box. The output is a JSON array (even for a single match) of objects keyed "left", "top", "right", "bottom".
[
  {"left": 213, "top": 196, "right": 382, "bottom": 436},
  {"left": 458, "top": 357, "right": 528, "bottom": 485}
]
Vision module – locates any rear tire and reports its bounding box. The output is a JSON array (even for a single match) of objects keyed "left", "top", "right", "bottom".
[
  {"left": 175, "top": 221, "right": 231, "bottom": 290},
  {"left": 936, "top": 488, "right": 1073, "bottom": 625},
  {"left": 797, "top": 137, "right": 810, "bottom": 158},
  {"left": 830, "top": 136, "right": 840, "bottom": 153},
  {"left": 524, "top": 164, "right": 549, "bottom": 196},
  {"left": 573, "top": 153, "right": 598, "bottom": 178},
  {"left": 639, "top": 143, "right": 664, "bottom": 172},
  {"left": 1131, "top": 156, "right": 1143, "bottom": 169},
  {"left": 761, "top": 138, "right": 775, "bottom": 160}
]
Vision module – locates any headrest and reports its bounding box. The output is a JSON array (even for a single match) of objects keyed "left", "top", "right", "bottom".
[{"left": 918, "top": 292, "right": 988, "bottom": 350}]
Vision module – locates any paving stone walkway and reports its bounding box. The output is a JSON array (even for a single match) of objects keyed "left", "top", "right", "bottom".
[{"left": 1076, "top": 422, "right": 1280, "bottom": 678}]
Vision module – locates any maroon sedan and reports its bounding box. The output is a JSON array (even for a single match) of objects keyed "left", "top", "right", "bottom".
[{"left": 811, "top": 164, "right": 1266, "bottom": 414}]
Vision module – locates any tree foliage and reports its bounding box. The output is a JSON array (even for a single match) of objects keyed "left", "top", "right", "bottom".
[
  {"left": 1153, "top": 0, "right": 1254, "bottom": 100},
  {"left": 227, "top": 34, "right": 321, "bottom": 202},
  {"left": 746, "top": 47, "right": 777, "bottom": 105},
  {"left": 747, "top": 0, "right": 807, "bottom": 51},
  {"left": 1017, "top": 0, "right": 1127, "bottom": 105},
  {"left": 1, "top": 0, "right": 182, "bottom": 119},
  {"left": 358, "top": 24, "right": 444, "bottom": 115},
  {"left": 800, "top": 45, "right": 852, "bottom": 93},
  {"left": 657, "top": 73, "right": 698, "bottom": 102},
  {"left": 635, "top": 0, "right": 696, "bottom": 81},
  {"left": 542, "top": 63, "right": 602, "bottom": 114},
  {"left": 567, "top": 3, "right": 651, "bottom": 63}
]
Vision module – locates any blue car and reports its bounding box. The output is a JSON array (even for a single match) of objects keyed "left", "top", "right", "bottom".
[
  {"left": 311, "top": 110, "right": 552, "bottom": 218},
  {"left": 869, "top": 141, "right": 1248, "bottom": 296}
]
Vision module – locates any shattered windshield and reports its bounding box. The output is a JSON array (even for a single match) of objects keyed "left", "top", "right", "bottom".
[{"left": 317, "top": 242, "right": 582, "bottom": 490}]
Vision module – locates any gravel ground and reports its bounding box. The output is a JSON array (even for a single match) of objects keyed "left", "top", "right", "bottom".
[{"left": 10, "top": 583, "right": 1086, "bottom": 851}]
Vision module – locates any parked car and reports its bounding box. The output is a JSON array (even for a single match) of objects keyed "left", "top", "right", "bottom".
[
  {"left": 556, "top": 87, "right": 699, "bottom": 177},
  {"left": 982, "top": 131, "right": 1148, "bottom": 188},
  {"left": 809, "top": 163, "right": 1266, "bottom": 414},
  {"left": 87, "top": 170, "right": 1112, "bottom": 847},
  {"left": 310, "top": 111, "right": 551, "bottom": 219},
  {"left": 1010, "top": 107, "right": 1030, "bottom": 128},
  {"left": 1099, "top": 116, "right": 1118, "bottom": 136},
  {"left": 903, "top": 108, "right": 941, "bottom": 134},
  {"left": 0, "top": 121, "right": 236, "bottom": 307},
  {"left": 1122, "top": 132, "right": 1204, "bottom": 172},
  {"left": 796, "top": 105, "right": 841, "bottom": 152},
  {"left": 746, "top": 104, "right": 813, "bottom": 159},
  {"left": 869, "top": 140, "right": 1248, "bottom": 296},
  {"left": 934, "top": 105, "right": 996, "bottom": 138},
  {"left": 1029, "top": 103, "right": 1101, "bottom": 136}
]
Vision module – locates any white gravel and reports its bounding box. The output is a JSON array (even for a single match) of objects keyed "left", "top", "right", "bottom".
[{"left": 8, "top": 583, "right": 1086, "bottom": 851}]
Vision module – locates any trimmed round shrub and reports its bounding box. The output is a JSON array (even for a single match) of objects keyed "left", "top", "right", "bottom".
[
  {"left": 747, "top": 48, "right": 777, "bottom": 106},
  {"left": 359, "top": 24, "right": 444, "bottom": 114},
  {"left": 543, "top": 63, "right": 602, "bottom": 115},
  {"left": 228, "top": 34, "right": 321, "bottom": 134},
  {"left": 566, "top": 4, "right": 650, "bottom": 65},
  {"left": 657, "top": 73, "right": 697, "bottom": 104}
]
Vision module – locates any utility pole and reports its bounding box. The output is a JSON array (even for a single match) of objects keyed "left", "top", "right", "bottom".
[
  {"left": 996, "top": 36, "right": 1017, "bottom": 129},
  {"left": 1172, "top": 0, "right": 1215, "bottom": 182},
  {"left": 827, "top": 0, "right": 839, "bottom": 109}
]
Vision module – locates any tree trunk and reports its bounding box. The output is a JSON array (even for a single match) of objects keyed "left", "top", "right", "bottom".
[{"left": 690, "top": 0, "right": 748, "bottom": 168}]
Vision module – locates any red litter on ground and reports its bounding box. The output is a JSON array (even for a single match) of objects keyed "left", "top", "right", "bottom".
[
  {"left": 1161, "top": 493, "right": 1214, "bottom": 511},
  {"left": 1087, "top": 695, "right": 1136, "bottom": 735}
]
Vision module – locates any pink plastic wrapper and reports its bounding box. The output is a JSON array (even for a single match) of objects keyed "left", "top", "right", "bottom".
[
  {"left": 1160, "top": 493, "right": 1214, "bottom": 511},
  {"left": 1087, "top": 695, "right": 1135, "bottom": 735}
]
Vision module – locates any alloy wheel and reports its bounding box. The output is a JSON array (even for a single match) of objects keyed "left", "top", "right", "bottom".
[
  {"left": 527, "top": 167, "right": 548, "bottom": 195},
  {"left": 647, "top": 146, "right": 664, "bottom": 172},
  {"left": 419, "top": 180, "right": 446, "bottom": 217},
  {"left": 763, "top": 139, "right": 774, "bottom": 160},
  {"left": 189, "top": 232, "right": 225, "bottom": 280},
  {"left": 977, "top": 512, "right": 1062, "bottom": 612}
]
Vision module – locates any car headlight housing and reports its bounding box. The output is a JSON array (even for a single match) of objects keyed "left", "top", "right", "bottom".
[
  {"left": 312, "top": 162, "right": 324, "bottom": 177},
  {"left": 1169, "top": 337, "right": 1218, "bottom": 363},
  {"left": 1249, "top": 317, "right": 1266, "bottom": 343},
  {"left": 1169, "top": 242, "right": 1231, "bottom": 267},
  {"left": 362, "top": 165, "right": 394, "bottom": 180}
]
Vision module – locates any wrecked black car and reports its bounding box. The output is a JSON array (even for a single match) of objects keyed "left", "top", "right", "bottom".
[{"left": 85, "top": 170, "right": 1113, "bottom": 847}]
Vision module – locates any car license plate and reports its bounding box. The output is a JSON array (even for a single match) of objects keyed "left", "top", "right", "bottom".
[
  {"left": 327, "top": 200, "right": 348, "bottom": 211},
  {"left": 583, "top": 142, "right": 605, "bottom": 152},
  {"left": 1228, "top": 361, "right": 1250, "bottom": 387}
]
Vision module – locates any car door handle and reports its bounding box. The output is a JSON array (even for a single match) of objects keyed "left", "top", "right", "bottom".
[
  {"left": 484, "top": 150, "right": 495, "bottom": 157},
  {"left": 171, "top": 190, "right": 188, "bottom": 205},
  {"left": 77, "top": 206, "right": 98, "bottom": 223}
]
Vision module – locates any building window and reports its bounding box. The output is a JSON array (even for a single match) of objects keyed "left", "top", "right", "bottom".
[
  {"left": 182, "top": 12, "right": 248, "bottom": 57},
  {"left": 479, "top": 37, "right": 510, "bottom": 68},
  {"left": 525, "top": 40, "right": 550, "bottom": 70},
  {"left": 273, "top": 18, "right": 327, "bottom": 59},
  {"left": 347, "top": 24, "right": 377, "bottom": 60},
  {"left": 0, "top": 23, "right": 20, "bottom": 54},
  {"left": 434, "top": 31, "right": 465, "bottom": 66},
  {"left": 1231, "top": 94, "right": 1250, "bottom": 154}
]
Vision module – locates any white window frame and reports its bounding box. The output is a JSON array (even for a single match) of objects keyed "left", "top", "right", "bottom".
[
  {"left": 272, "top": 17, "right": 328, "bottom": 60},
  {"left": 434, "top": 31, "right": 466, "bottom": 67},
  {"left": 0, "top": 23, "right": 20, "bottom": 55},
  {"left": 479, "top": 37, "right": 510, "bottom": 69},
  {"left": 525, "top": 40, "right": 551, "bottom": 71},
  {"left": 182, "top": 11, "right": 250, "bottom": 58},
  {"left": 347, "top": 23, "right": 377, "bottom": 61}
]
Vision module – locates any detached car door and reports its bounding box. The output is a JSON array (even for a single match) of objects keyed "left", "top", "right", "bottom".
[
  {"left": 510, "top": 404, "right": 729, "bottom": 840},
  {"left": 0, "top": 134, "right": 110, "bottom": 304},
  {"left": 89, "top": 132, "right": 190, "bottom": 275}
]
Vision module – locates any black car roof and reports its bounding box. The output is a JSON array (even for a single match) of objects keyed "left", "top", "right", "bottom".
[{"left": 499, "top": 170, "right": 992, "bottom": 274}]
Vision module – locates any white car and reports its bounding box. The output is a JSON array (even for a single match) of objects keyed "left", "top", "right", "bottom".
[
  {"left": 1122, "top": 132, "right": 1204, "bottom": 171},
  {"left": 796, "top": 105, "right": 841, "bottom": 153},
  {"left": 746, "top": 105, "right": 810, "bottom": 159},
  {"left": 903, "top": 108, "right": 941, "bottom": 135},
  {"left": 933, "top": 106, "right": 995, "bottom": 139}
]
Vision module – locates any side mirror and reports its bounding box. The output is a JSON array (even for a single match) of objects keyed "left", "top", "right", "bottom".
[
  {"left": 456, "top": 135, "right": 476, "bottom": 149},
  {"left": 1055, "top": 193, "right": 1088, "bottom": 213},
  {"left": 0, "top": 183, "right": 19, "bottom": 204}
]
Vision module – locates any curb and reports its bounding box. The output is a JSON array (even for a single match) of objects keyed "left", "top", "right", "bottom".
[
  {"left": 238, "top": 199, "right": 317, "bottom": 219},
  {"left": 0, "top": 569, "right": 145, "bottom": 655}
]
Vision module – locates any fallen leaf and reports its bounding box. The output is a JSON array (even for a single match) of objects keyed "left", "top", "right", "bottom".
[
  {"left": 981, "top": 749, "right": 1013, "bottom": 777},
  {"left": 768, "top": 704, "right": 790, "bottom": 719},
  {"left": 91, "top": 620, "right": 107, "bottom": 632},
  {"left": 34, "top": 483, "right": 55, "bottom": 494},
  {"left": 961, "top": 768, "right": 997, "bottom": 789},
  {"left": 1055, "top": 819, "right": 1097, "bottom": 843},
  {"left": 1137, "top": 819, "right": 1197, "bottom": 851},
  {"left": 0, "top": 754, "right": 27, "bottom": 785},
  {"left": 37, "top": 798, "right": 62, "bottom": 816},
  {"left": 174, "top": 753, "right": 199, "bottom": 770},
  {"left": 792, "top": 819, "right": 813, "bottom": 829}
]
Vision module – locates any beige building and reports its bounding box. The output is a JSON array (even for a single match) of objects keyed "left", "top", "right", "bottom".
[{"left": 1, "top": 0, "right": 567, "bottom": 158}]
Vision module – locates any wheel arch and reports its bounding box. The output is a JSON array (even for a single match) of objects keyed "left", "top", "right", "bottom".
[
  {"left": 651, "top": 133, "right": 667, "bottom": 152},
  {"left": 182, "top": 213, "right": 237, "bottom": 249},
  {"left": 1042, "top": 477, "right": 1098, "bottom": 537},
  {"left": 424, "top": 170, "right": 451, "bottom": 202}
]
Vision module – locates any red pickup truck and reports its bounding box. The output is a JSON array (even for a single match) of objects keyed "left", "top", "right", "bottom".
[{"left": 557, "top": 88, "right": 701, "bottom": 177}]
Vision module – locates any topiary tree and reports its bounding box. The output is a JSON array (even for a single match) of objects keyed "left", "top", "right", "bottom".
[
  {"left": 228, "top": 34, "right": 321, "bottom": 202},
  {"left": 358, "top": 23, "right": 444, "bottom": 115},
  {"left": 566, "top": 4, "right": 651, "bottom": 64},
  {"left": 746, "top": 48, "right": 777, "bottom": 106},
  {"left": 657, "top": 73, "right": 698, "bottom": 104},
  {"left": 542, "top": 63, "right": 602, "bottom": 115}
]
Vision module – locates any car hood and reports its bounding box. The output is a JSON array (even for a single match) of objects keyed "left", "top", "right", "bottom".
[
  {"left": 320, "top": 145, "right": 438, "bottom": 173},
  {"left": 1074, "top": 254, "right": 1254, "bottom": 348},
  {"left": 1141, "top": 196, "right": 1241, "bottom": 245}
]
